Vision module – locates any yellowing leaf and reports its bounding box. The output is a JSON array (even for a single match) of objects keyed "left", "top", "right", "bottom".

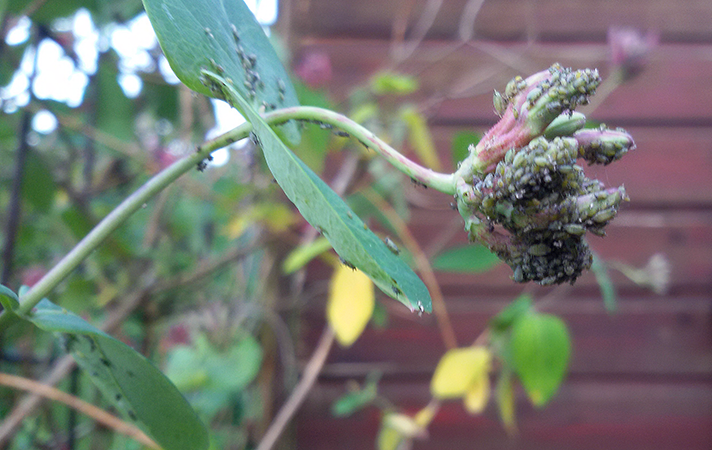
[
  {"left": 384, "top": 413, "right": 427, "bottom": 439},
  {"left": 225, "top": 216, "right": 251, "bottom": 240},
  {"left": 464, "top": 372, "right": 490, "bottom": 414},
  {"left": 430, "top": 346, "right": 491, "bottom": 399},
  {"left": 496, "top": 370, "right": 517, "bottom": 434},
  {"left": 224, "top": 203, "right": 298, "bottom": 239},
  {"left": 327, "top": 265, "right": 375, "bottom": 347},
  {"left": 282, "top": 237, "right": 334, "bottom": 274},
  {"left": 413, "top": 402, "right": 438, "bottom": 428},
  {"left": 400, "top": 106, "right": 442, "bottom": 171}
]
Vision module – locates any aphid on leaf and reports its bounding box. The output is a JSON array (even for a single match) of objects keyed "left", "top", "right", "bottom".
[
  {"left": 384, "top": 237, "right": 400, "bottom": 255},
  {"left": 339, "top": 257, "right": 356, "bottom": 270}
]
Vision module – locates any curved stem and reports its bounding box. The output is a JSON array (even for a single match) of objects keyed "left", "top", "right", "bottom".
[
  {"left": 0, "top": 372, "right": 158, "bottom": 448},
  {"left": 264, "top": 106, "right": 457, "bottom": 194},
  {"left": 0, "top": 104, "right": 454, "bottom": 331}
]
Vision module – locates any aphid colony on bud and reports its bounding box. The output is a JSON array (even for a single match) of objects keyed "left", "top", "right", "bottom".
[{"left": 456, "top": 64, "right": 635, "bottom": 285}]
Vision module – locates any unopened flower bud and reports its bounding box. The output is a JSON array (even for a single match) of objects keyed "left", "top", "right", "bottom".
[
  {"left": 574, "top": 126, "right": 636, "bottom": 165},
  {"left": 544, "top": 112, "right": 587, "bottom": 139},
  {"left": 453, "top": 66, "right": 631, "bottom": 285}
]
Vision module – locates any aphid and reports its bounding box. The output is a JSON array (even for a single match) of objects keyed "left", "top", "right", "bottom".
[
  {"left": 592, "top": 209, "right": 616, "bottom": 223},
  {"left": 230, "top": 24, "right": 240, "bottom": 42},
  {"left": 384, "top": 237, "right": 400, "bottom": 255},
  {"left": 334, "top": 130, "right": 350, "bottom": 138},
  {"left": 528, "top": 244, "right": 551, "bottom": 256},
  {"left": 493, "top": 90, "right": 506, "bottom": 116},
  {"left": 277, "top": 78, "right": 286, "bottom": 94},
  {"left": 128, "top": 410, "right": 138, "bottom": 421},
  {"left": 339, "top": 257, "right": 356, "bottom": 270},
  {"left": 391, "top": 285, "right": 403, "bottom": 296},
  {"left": 196, "top": 160, "right": 208, "bottom": 172},
  {"left": 247, "top": 53, "right": 257, "bottom": 68},
  {"left": 204, "top": 28, "right": 213, "bottom": 38}
]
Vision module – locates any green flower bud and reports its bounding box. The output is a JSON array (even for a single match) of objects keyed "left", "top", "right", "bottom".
[
  {"left": 574, "top": 126, "right": 636, "bottom": 165},
  {"left": 544, "top": 112, "right": 587, "bottom": 139}
]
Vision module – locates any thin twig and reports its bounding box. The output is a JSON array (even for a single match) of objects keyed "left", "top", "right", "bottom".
[
  {"left": 1, "top": 112, "right": 31, "bottom": 284},
  {"left": 256, "top": 326, "right": 335, "bottom": 450},
  {"left": 0, "top": 372, "right": 159, "bottom": 448},
  {"left": 390, "top": 0, "right": 444, "bottom": 64},
  {"left": 360, "top": 188, "right": 457, "bottom": 349}
]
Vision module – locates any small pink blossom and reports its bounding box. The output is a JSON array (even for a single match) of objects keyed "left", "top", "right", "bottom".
[
  {"left": 294, "top": 51, "right": 332, "bottom": 89},
  {"left": 608, "top": 27, "right": 658, "bottom": 79}
]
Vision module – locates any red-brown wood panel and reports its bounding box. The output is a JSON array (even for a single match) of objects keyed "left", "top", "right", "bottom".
[
  {"left": 287, "top": 1, "right": 712, "bottom": 449},
  {"left": 293, "top": 0, "right": 712, "bottom": 41},
  {"left": 297, "top": 380, "right": 712, "bottom": 450},
  {"left": 294, "top": 41, "right": 712, "bottom": 124}
]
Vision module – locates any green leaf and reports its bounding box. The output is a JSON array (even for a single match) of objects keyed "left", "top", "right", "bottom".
[
  {"left": 25, "top": 299, "right": 208, "bottom": 450},
  {"left": 96, "top": 53, "right": 135, "bottom": 144},
  {"left": 282, "top": 236, "right": 333, "bottom": 275},
  {"left": 0, "top": 284, "right": 20, "bottom": 312},
  {"left": 331, "top": 377, "right": 378, "bottom": 417},
  {"left": 400, "top": 106, "right": 441, "bottom": 171},
  {"left": 591, "top": 254, "right": 616, "bottom": 313},
  {"left": 142, "top": 0, "right": 301, "bottom": 144},
  {"left": 451, "top": 131, "right": 480, "bottom": 169},
  {"left": 510, "top": 312, "right": 570, "bottom": 408},
  {"left": 21, "top": 151, "right": 57, "bottom": 212},
  {"left": 204, "top": 71, "right": 432, "bottom": 313},
  {"left": 489, "top": 294, "right": 533, "bottom": 332},
  {"left": 432, "top": 245, "right": 501, "bottom": 273},
  {"left": 370, "top": 72, "right": 419, "bottom": 96}
]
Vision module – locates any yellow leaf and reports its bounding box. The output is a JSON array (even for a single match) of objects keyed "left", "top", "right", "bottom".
[
  {"left": 377, "top": 420, "right": 405, "bottom": 450},
  {"left": 430, "top": 346, "right": 491, "bottom": 399},
  {"left": 464, "top": 372, "right": 490, "bottom": 414},
  {"left": 400, "top": 106, "right": 442, "bottom": 171},
  {"left": 327, "top": 265, "right": 375, "bottom": 347}
]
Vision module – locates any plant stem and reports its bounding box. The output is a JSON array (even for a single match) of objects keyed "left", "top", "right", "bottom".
[
  {"left": 264, "top": 106, "right": 457, "bottom": 194},
  {"left": 0, "top": 372, "right": 158, "bottom": 448},
  {"left": 0, "top": 104, "right": 454, "bottom": 331},
  {"left": 0, "top": 122, "right": 251, "bottom": 330}
]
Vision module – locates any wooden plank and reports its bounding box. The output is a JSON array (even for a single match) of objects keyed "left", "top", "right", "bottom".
[
  {"left": 294, "top": 0, "right": 712, "bottom": 42},
  {"left": 297, "top": 380, "right": 712, "bottom": 450},
  {"left": 295, "top": 41, "right": 712, "bottom": 123},
  {"left": 299, "top": 297, "right": 712, "bottom": 377}
]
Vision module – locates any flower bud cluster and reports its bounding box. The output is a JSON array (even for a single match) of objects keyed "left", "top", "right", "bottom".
[{"left": 455, "top": 64, "right": 635, "bottom": 285}]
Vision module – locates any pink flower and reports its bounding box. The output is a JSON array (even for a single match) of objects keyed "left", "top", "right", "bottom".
[
  {"left": 294, "top": 51, "right": 332, "bottom": 89},
  {"left": 608, "top": 27, "right": 658, "bottom": 79}
]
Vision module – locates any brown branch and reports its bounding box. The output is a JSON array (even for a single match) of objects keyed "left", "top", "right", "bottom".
[
  {"left": 256, "top": 326, "right": 335, "bottom": 450},
  {"left": 0, "top": 372, "right": 159, "bottom": 448}
]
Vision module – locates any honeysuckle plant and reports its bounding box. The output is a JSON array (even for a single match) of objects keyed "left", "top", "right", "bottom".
[{"left": 0, "top": 0, "right": 637, "bottom": 449}]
